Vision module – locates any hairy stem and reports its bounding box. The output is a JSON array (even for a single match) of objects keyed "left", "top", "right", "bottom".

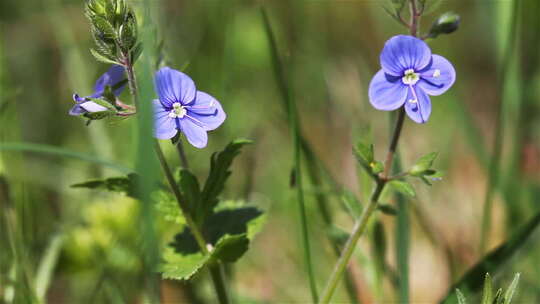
[{"left": 124, "top": 58, "right": 229, "bottom": 304}]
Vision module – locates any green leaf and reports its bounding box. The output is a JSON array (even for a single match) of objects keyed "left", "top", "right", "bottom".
[
  {"left": 481, "top": 273, "right": 493, "bottom": 304},
  {"left": 440, "top": 210, "right": 540, "bottom": 303},
  {"left": 160, "top": 247, "right": 209, "bottom": 281},
  {"left": 209, "top": 234, "right": 250, "bottom": 263},
  {"left": 353, "top": 142, "right": 374, "bottom": 165},
  {"left": 170, "top": 204, "right": 265, "bottom": 258},
  {"left": 388, "top": 180, "right": 416, "bottom": 197},
  {"left": 410, "top": 152, "right": 438, "bottom": 176},
  {"left": 177, "top": 169, "right": 201, "bottom": 214},
  {"left": 456, "top": 289, "right": 467, "bottom": 304},
  {"left": 90, "top": 48, "right": 121, "bottom": 65},
  {"left": 162, "top": 203, "right": 266, "bottom": 280},
  {"left": 370, "top": 161, "right": 384, "bottom": 174},
  {"left": 372, "top": 220, "right": 387, "bottom": 275},
  {"left": 71, "top": 173, "right": 139, "bottom": 198},
  {"left": 198, "top": 139, "right": 252, "bottom": 224},
  {"left": 35, "top": 234, "right": 64, "bottom": 302},
  {"left": 503, "top": 273, "right": 520, "bottom": 304}
]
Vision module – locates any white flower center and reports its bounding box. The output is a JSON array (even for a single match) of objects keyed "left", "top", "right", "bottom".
[
  {"left": 402, "top": 69, "right": 420, "bottom": 85},
  {"left": 168, "top": 102, "right": 187, "bottom": 119}
]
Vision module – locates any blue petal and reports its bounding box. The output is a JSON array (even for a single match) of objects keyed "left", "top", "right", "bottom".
[
  {"left": 380, "top": 35, "right": 432, "bottom": 76},
  {"left": 187, "top": 91, "right": 226, "bottom": 131},
  {"left": 404, "top": 86, "right": 431, "bottom": 124},
  {"left": 153, "top": 99, "right": 178, "bottom": 140},
  {"left": 418, "top": 55, "right": 456, "bottom": 96},
  {"left": 368, "top": 69, "right": 408, "bottom": 111},
  {"left": 93, "top": 65, "right": 126, "bottom": 96},
  {"left": 154, "top": 67, "right": 196, "bottom": 107},
  {"left": 69, "top": 104, "right": 86, "bottom": 116},
  {"left": 179, "top": 118, "right": 208, "bottom": 149}
]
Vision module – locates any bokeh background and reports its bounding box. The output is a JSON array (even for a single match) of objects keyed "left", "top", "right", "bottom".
[{"left": 1, "top": 0, "right": 540, "bottom": 303}]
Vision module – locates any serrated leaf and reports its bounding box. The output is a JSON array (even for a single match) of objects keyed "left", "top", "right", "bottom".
[
  {"left": 209, "top": 234, "right": 249, "bottom": 263},
  {"left": 456, "top": 289, "right": 467, "bottom": 304},
  {"left": 481, "top": 273, "right": 493, "bottom": 304},
  {"left": 198, "top": 139, "right": 252, "bottom": 224},
  {"left": 440, "top": 210, "right": 540, "bottom": 303},
  {"left": 162, "top": 203, "right": 266, "bottom": 280},
  {"left": 90, "top": 48, "right": 121, "bottom": 65},
  {"left": 160, "top": 247, "right": 208, "bottom": 281},
  {"left": 388, "top": 180, "right": 416, "bottom": 197},
  {"left": 410, "top": 152, "right": 438, "bottom": 176},
  {"left": 170, "top": 204, "right": 265, "bottom": 256},
  {"left": 503, "top": 273, "right": 520, "bottom": 304},
  {"left": 177, "top": 169, "right": 201, "bottom": 214}
]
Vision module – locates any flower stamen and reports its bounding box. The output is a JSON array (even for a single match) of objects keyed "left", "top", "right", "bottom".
[
  {"left": 433, "top": 69, "right": 441, "bottom": 78},
  {"left": 402, "top": 69, "right": 420, "bottom": 85},
  {"left": 169, "top": 102, "right": 187, "bottom": 118}
]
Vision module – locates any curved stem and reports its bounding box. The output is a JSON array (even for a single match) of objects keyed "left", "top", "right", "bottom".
[{"left": 319, "top": 108, "right": 406, "bottom": 303}]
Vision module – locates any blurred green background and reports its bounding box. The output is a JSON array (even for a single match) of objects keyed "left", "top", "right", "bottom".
[{"left": 1, "top": 0, "right": 540, "bottom": 303}]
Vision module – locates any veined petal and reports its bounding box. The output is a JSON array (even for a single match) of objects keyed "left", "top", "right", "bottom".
[
  {"left": 368, "top": 70, "right": 408, "bottom": 111},
  {"left": 154, "top": 67, "right": 196, "bottom": 107},
  {"left": 153, "top": 99, "right": 178, "bottom": 140},
  {"left": 79, "top": 101, "right": 108, "bottom": 113},
  {"left": 404, "top": 86, "right": 431, "bottom": 124},
  {"left": 418, "top": 55, "right": 456, "bottom": 96},
  {"left": 179, "top": 118, "right": 208, "bottom": 149},
  {"left": 380, "top": 35, "right": 432, "bottom": 76},
  {"left": 187, "top": 91, "right": 226, "bottom": 131},
  {"left": 93, "top": 65, "right": 126, "bottom": 95}
]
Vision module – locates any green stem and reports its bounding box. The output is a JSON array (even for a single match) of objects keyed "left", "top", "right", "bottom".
[
  {"left": 319, "top": 108, "right": 406, "bottom": 303},
  {"left": 124, "top": 58, "right": 229, "bottom": 304},
  {"left": 176, "top": 139, "right": 190, "bottom": 170},
  {"left": 209, "top": 265, "right": 229, "bottom": 304},
  {"left": 260, "top": 8, "right": 318, "bottom": 302},
  {"left": 319, "top": 181, "right": 385, "bottom": 303}
]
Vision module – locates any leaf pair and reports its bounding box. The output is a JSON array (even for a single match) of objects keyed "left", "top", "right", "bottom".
[{"left": 456, "top": 273, "right": 520, "bottom": 304}]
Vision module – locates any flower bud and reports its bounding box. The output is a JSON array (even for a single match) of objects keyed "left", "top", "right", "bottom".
[{"left": 428, "top": 12, "right": 460, "bottom": 38}]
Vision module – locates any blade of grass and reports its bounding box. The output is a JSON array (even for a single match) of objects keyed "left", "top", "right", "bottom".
[
  {"left": 0, "top": 142, "right": 132, "bottom": 173},
  {"left": 393, "top": 154, "right": 409, "bottom": 303},
  {"left": 260, "top": 7, "right": 318, "bottom": 302},
  {"left": 35, "top": 234, "right": 64, "bottom": 302},
  {"left": 479, "top": 0, "right": 520, "bottom": 253},
  {"left": 440, "top": 208, "right": 540, "bottom": 303}
]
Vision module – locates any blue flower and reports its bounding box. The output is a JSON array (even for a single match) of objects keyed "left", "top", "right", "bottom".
[
  {"left": 153, "top": 67, "right": 226, "bottom": 148},
  {"left": 368, "top": 35, "right": 456, "bottom": 123},
  {"left": 69, "top": 65, "right": 126, "bottom": 116}
]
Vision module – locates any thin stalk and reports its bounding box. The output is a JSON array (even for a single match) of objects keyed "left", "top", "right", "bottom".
[
  {"left": 125, "top": 58, "right": 229, "bottom": 304},
  {"left": 319, "top": 108, "right": 407, "bottom": 304},
  {"left": 260, "top": 7, "right": 318, "bottom": 302},
  {"left": 154, "top": 142, "right": 208, "bottom": 251},
  {"left": 479, "top": 0, "right": 519, "bottom": 254},
  {"left": 319, "top": 181, "right": 385, "bottom": 303},
  {"left": 176, "top": 139, "right": 190, "bottom": 169}
]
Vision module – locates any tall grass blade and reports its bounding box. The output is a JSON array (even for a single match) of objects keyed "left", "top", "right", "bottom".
[
  {"left": 260, "top": 7, "right": 318, "bottom": 302},
  {"left": 0, "top": 142, "right": 132, "bottom": 173},
  {"left": 440, "top": 210, "right": 540, "bottom": 303},
  {"left": 35, "top": 234, "right": 64, "bottom": 302}
]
